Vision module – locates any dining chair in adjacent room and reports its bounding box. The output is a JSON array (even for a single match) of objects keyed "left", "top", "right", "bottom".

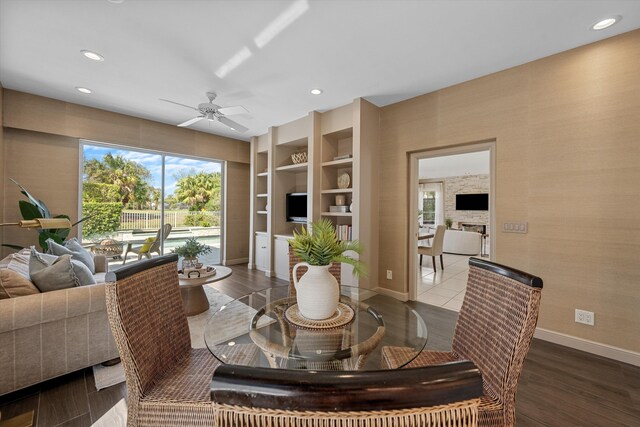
[
  {"left": 382, "top": 257, "right": 543, "bottom": 427},
  {"left": 105, "top": 254, "right": 256, "bottom": 427},
  {"left": 211, "top": 362, "right": 483, "bottom": 426},
  {"left": 418, "top": 224, "right": 446, "bottom": 271}
]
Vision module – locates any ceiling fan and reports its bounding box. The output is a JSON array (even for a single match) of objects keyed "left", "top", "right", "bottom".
[{"left": 160, "top": 92, "right": 249, "bottom": 133}]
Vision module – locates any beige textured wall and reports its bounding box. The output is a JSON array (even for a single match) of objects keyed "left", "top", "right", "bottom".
[
  {"left": 2, "top": 129, "right": 80, "bottom": 250},
  {"left": 379, "top": 30, "right": 640, "bottom": 352},
  {"left": 2, "top": 89, "right": 251, "bottom": 260},
  {"left": 0, "top": 85, "right": 4, "bottom": 245},
  {"left": 224, "top": 161, "right": 250, "bottom": 264}
]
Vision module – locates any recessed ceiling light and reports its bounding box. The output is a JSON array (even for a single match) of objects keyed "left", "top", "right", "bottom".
[
  {"left": 591, "top": 16, "right": 621, "bottom": 30},
  {"left": 81, "top": 50, "right": 104, "bottom": 61},
  {"left": 310, "top": 89, "right": 323, "bottom": 95},
  {"left": 107, "top": 0, "right": 124, "bottom": 4},
  {"left": 76, "top": 87, "right": 92, "bottom": 94}
]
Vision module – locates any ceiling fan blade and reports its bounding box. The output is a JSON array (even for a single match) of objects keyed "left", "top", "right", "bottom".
[
  {"left": 178, "top": 116, "right": 205, "bottom": 127},
  {"left": 218, "top": 116, "right": 248, "bottom": 133},
  {"left": 160, "top": 98, "right": 199, "bottom": 111},
  {"left": 217, "top": 105, "right": 249, "bottom": 116}
]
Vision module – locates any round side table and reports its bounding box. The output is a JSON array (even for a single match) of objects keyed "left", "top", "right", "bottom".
[{"left": 179, "top": 266, "right": 232, "bottom": 316}]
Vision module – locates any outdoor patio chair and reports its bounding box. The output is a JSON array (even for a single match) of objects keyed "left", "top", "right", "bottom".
[
  {"left": 122, "top": 223, "right": 172, "bottom": 264},
  {"left": 382, "top": 257, "right": 543, "bottom": 427},
  {"left": 211, "top": 362, "right": 483, "bottom": 426}
]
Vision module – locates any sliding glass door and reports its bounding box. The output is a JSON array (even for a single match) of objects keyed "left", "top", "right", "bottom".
[
  {"left": 80, "top": 141, "right": 223, "bottom": 266},
  {"left": 162, "top": 155, "right": 222, "bottom": 266}
]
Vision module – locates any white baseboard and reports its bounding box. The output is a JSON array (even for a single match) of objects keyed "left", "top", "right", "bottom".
[
  {"left": 534, "top": 328, "right": 640, "bottom": 367},
  {"left": 223, "top": 257, "right": 249, "bottom": 266},
  {"left": 247, "top": 263, "right": 255, "bottom": 269},
  {"left": 372, "top": 286, "right": 409, "bottom": 302}
]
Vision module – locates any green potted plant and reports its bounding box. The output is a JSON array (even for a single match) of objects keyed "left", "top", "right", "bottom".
[
  {"left": 3, "top": 178, "right": 88, "bottom": 251},
  {"left": 174, "top": 237, "right": 212, "bottom": 269},
  {"left": 445, "top": 218, "right": 453, "bottom": 230},
  {"left": 290, "top": 219, "right": 364, "bottom": 320}
]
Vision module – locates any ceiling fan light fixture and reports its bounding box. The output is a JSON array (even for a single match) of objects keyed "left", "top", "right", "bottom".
[
  {"left": 81, "top": 50, "right": 104, "bottom": 61},
  {"left": 310, "top": 88, "right": 323, "bottom": 95},
  {"left": 591, "top": 16, "right": 621, "bottom": 30},
  {"left": 76, "top": 87, "right": 92, "bottom": 94}
]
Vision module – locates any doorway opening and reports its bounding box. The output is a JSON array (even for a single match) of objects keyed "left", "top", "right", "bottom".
[{"left": 408, "top": 142, "right": 495, "bottom": 310}]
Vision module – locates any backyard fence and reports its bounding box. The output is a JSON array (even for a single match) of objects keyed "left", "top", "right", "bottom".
[{"left": 120, "top": 210, "right": 221, "bottom": 230}]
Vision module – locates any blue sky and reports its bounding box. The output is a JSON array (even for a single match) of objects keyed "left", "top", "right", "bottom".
[{"left": 82, "top": 145, "right": 221, "bottom": 196}]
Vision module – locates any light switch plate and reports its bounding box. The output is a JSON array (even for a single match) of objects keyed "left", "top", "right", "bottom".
[{"left": 502, "top": 222, "right": 528, "bottom": 233}]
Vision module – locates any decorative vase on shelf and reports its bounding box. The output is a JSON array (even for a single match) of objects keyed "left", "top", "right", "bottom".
[{"left": 292, "top": 262, "right": 339, "bottom": 320}]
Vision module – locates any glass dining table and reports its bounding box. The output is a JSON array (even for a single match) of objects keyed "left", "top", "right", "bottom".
[{"left": 204, "top": 285, "right": 427, "bottom": 371}]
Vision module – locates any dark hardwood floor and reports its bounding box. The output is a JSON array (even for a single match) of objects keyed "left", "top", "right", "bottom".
[{"left": 1, "top": 265, "right": 639, "bottom": 426}]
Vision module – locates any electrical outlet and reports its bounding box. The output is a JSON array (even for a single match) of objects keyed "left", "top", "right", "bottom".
[
  {"left": 575, "top": 309, "right": 595, "bottom": 326},
  {"left": 386, "top": 270, "right": 393, "bottom": 280}
]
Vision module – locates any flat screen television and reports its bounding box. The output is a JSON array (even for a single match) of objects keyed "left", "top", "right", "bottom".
[
  {"left": 286, "top": 193, "right": 307, "bottom": 223},
  {"left": 456, "top": 193, "right": 489, "bottom": 211}
]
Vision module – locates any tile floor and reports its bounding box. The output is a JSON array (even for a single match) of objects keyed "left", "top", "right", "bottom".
[{"left": 416, "top": 253, "right": 471, "bottom": 312}]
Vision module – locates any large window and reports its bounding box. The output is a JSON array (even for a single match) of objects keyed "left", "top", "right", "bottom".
[
  {"left": 80, "top": 142, "right": 223, "bottom": 265},
  {"left": 422, "top": 191, "right": 436, "bottom": 225}
]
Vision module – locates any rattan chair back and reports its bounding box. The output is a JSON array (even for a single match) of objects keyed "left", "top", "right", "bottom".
[
  {"left": 452, "top": 257, "right": 543, "bottom": 425},
  {"left": 105, "top": 254, "right": 189, "bottom": 396},
  {"left": 211, "top": 362, "right": 483, "bottom": 426}
]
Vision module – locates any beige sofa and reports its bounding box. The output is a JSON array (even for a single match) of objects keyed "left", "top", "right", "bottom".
[{"left": 0, "top": 253, "right": 118, "bottom": 396}]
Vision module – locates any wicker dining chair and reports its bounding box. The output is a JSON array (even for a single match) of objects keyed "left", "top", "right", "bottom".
[
  {"left": 105, "top": 254, "right": 256, "bottom": 427},
  {"left": 211, "top": 362, "right": 483, "bottom": 427},
  {"left": 382, "top": 257, "right": 543, "bottom": 427}
]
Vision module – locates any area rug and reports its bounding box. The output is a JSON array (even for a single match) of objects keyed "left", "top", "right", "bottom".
[
  {"left": 92, "top": 285, "right": 235, "bottom": 391},
  {"left": 92, "top": 398, "right": 127, "bottom": 427}
]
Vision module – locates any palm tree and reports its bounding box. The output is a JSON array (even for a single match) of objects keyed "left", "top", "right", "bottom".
[
  {"left": 173, "top": 172, "right": 221, "bottom": 211},
  {"left": 84, "top": 154, "right": 153, "bottom": 207}
]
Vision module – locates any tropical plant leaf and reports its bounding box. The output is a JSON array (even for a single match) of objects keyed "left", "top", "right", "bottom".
[
  {"left": 290, "top": 218, "right": 365, "bottom": 278},
  {"left": 18, "top": 200, "right": 43, "bottom": 220},
  {"left": 10, "top": 178, "right": 51, "bottom": 218},
  {"left": 1, "top": 244, "right": 25, "bottom": 251},
  {"left": 39, "top": 230, "right": 64, "bottom": 252}
]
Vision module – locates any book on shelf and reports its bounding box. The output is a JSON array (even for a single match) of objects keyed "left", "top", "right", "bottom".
[
  {"left": 336, "top": 224, "right": 352, "bottom": 241},
  {"left": 333, "top": 154, "right": 353, "bottom": 161}
]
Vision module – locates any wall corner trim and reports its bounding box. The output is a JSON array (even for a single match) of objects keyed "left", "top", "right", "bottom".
[
  {"left": 223, "top": 257, "right": 249, "bottom": 266},
  {"left": 372, "top": 286, "right": 409, "bottom": 302},
  {"left": 534, "top": 327, "right": 640, "bottom": 367}
]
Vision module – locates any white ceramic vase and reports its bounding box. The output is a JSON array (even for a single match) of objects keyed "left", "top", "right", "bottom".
[{"left": 292, "top": 262, "right": 339, "bottom": 320}]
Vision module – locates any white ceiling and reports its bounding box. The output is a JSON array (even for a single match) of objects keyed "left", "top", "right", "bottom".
[
  {"left": 1, "top": 0, "right": 639, "bottom": 142},
  {"left": 419, "top": 151, "right": 490, "bottom": 180}
]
